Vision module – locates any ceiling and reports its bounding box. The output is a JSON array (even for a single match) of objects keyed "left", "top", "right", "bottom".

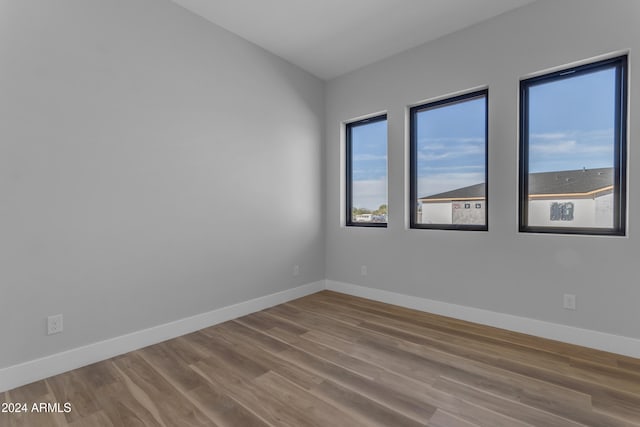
[{"left": 171, "top": 0, "right": 537, "bottom": 80}]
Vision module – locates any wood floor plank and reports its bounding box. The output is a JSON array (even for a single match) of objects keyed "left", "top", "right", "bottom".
[
  {"left": 262, "top": 326, "right": 533, "bottom": 427},
  {"left": 254, "top": 371, "right": 373, "bottom": 427},
  {"left": 315, "top": 291, "right": 636, "bottom": 369},
  {"left": 193, "top": 354, "right": 362, "bottom": 427},
  {"left": 137, "top": 341, "right": 210, "bottom": 392},
  {"left": 70, "top": 361, "right": 120, "bottom": 391},
  {"left": 186, "top": 382, "right": 269, "bottom": 427},
  {"left": 67, "top": 410, "right": 114, "bottom": 427},
  {"left": 280, "top": 327, "right": 537, "bottom": 427},
  {"left": 355, "top": 319, "right": 594, "bottom": 410},
  {"left": 219, "top": 321, "right": 435, "bottom": 423},
  {"left": 5, "top": 380, "right": 49, "bottom": 404},
  {"left": 112, "top": 353, "right": 214, "bottom": 426},
  {"left": 307, "top": 377, "right": 426, "bottom": 427},
  {"left": 618, "top": 358, "right": 640, "bottom": 372},
  {"left": 433, "top": 375, "right": 587, "bottom": 427},
  {"left": 226, "top": 311, "right": 308, "bottom": 336},
  {"left": 428, "top": 408, "right": 481, "bottom": 427},
  {"left": 346, "top": 318, "right": 625, "bottom": 426},
  {"left": 290, "top": 294, "right": 640, "bottom": 424},
  {"left": 294, "top": 295, "right": 578, "bottom": 376},
  {"left": 91, "top": 380, "right": 164, "bottom": 427},
  {"left": 204, "top": 323, "right": 325, "bottom": 390},
  {"left": 3, "top": 290, "right": 640, "bottom": 426},
  {"left": 277, "top": 298, "right": 640, "bottom": 426},
  {"left": 292, "top": 296, "right": 573, "bottom": 371},
  {"left": 267, "top": 330, "right": 438, "bottom": 421},
  {"left": 46, "top": 369, "right": 101, "bottom": 424}
]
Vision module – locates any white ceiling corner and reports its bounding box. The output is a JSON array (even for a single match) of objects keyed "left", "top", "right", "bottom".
[{"left": 171, "top": 0, "right": 538, "bottom": 80}]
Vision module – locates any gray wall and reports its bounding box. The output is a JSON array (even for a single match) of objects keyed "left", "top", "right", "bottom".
[
  {"left": 325, "top": 0, "right": 640, "bottom": 339},
  {"left": 0, "top": 0, "right": 325, "bottom": 369}
]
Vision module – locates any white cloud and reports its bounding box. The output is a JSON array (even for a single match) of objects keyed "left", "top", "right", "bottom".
[
  {"left": 352, "top": 168, "right": 387, "bottom": 178},
  {"left": 352, "top": 178, "right": 387, "bottom": 210},
  {"left": 423, "top": 165, "right": 484, "bottom": 171},
  {"left": 418, "top": 152, "right": 449, "bottom": 161},
  {"left": 420, "top": 137, "right": 484, "bottom": 144},
  {"left": 530, "top": 140, "right": 577, "bottom": 154},
  {"left": 531, "top": 140, "right": 612, "bottom": 156},
  {"left": 530, "top": 129, "right": 613, "bottom": 142},
  {"left": 417, "top": 142, "right": 484, "bottom": 161},
  {"left": 352, "top": 154, "right": 387, "bottom": 161},
  {"left": 530, "top": 132, "right": 569, "bottom": 140},
  {"left": 529, "top": 129, "right": 614, "bottom": 163},
  {"left": 417, "top": 172, "right": 484, "bottom": 198}
]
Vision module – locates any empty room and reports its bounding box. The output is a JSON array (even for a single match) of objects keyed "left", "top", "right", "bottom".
[{"left": 1, "top": 0, "right": 639, "bottom": 426}]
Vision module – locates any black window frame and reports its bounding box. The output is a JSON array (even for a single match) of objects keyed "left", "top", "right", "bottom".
[
  {"left": 409, "top": 89, "right": 489, "bottom": 231},
  {"left": 345, "top": 114, "right": 388, "bottom": 228},
  {"left": 519, "top": 55, "right": 627, "bottom": 236}
]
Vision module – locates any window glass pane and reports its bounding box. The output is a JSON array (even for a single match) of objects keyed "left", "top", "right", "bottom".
[
  {"left": 413, "top": 92, "right": 487, "bottom": 229},
  {"left": 524, "top": 65, "right": 621, "bottom": 231},
  {"left": 347, "top": 116, "right": 387, "bottom": 225}
]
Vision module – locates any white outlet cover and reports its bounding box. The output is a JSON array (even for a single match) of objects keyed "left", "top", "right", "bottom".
[
  {"left": 563, "top": 294, "right": 576, "bottom": 310},
  {"left": 47, "top": 314, "right": 64, "bottom": 335}
]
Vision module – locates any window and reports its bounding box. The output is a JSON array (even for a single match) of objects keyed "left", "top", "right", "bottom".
[
  {"left": 410, "top": 90, "right": 488, "bottom": 230},
  {"left": 346, "top": 114, "right": 387, "bottom": 227},
  {"left": 519, "top": 56, "right": 627, "bottom": 235}
]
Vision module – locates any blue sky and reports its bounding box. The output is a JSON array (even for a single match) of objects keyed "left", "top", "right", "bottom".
[
  {"left": 351, "top": 119, "right": 387, "bottom": 210},
  {"left": 528, "top": 67, "right": 615, "bottom": 173},
  {"left": 350, "top": 67, "right": 616, "bottom": 208},
  {"left": 416, "top": 96, "right": 486, "bottom": 197}
]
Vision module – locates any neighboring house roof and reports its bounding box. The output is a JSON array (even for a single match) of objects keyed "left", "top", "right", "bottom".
[
  {"left": 528, "top": 167, "right": 613, "bottom": 198},
  {"left": 420, "top": 183, "right": 485, "bottom": 202},
  {"left": 419, "top": 167, "right": 614, "bottom": 202}
]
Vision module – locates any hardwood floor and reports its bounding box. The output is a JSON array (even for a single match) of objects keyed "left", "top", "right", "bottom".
[{"left": 2, "top": 290, "right": 640, "bottom": 426}]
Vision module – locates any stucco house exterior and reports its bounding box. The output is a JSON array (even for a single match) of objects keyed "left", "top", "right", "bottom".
[
  {"left": 419, "top": 167, "right": 613, "bottom": 227},
  {"left": 526, "top": 167, "right": 614, "bottom": 228},
  {"left": 418, "top": 183, "right": 486, "bottom": 225}
]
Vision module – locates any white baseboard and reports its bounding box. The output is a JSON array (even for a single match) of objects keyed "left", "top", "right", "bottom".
[
  {"left": 3, "top": 278, "right": 638, "bottom": 393},
  {"left": 326, "top": 280, "right": 640, "bottom": 359},
  {"left": 0, "top": 280, "right": 325, "bottom": 393}
]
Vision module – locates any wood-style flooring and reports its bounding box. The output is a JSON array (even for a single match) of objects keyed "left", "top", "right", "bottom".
[{"left": 2, "top": 290, "right": 640, "bottom": 426}]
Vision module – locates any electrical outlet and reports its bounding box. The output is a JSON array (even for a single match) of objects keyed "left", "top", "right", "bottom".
[
  {"left": 293, "top": 265, "right": 299, "bottom": 276},
  {"left": 361, "top": 265, "right": 367, "bottom": 276},
  {"left": 47, "top": 314, "right": 63, "bottom": 335},
  {"left": 563, "top": 294, "right": 576, "bottom": 310}
]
